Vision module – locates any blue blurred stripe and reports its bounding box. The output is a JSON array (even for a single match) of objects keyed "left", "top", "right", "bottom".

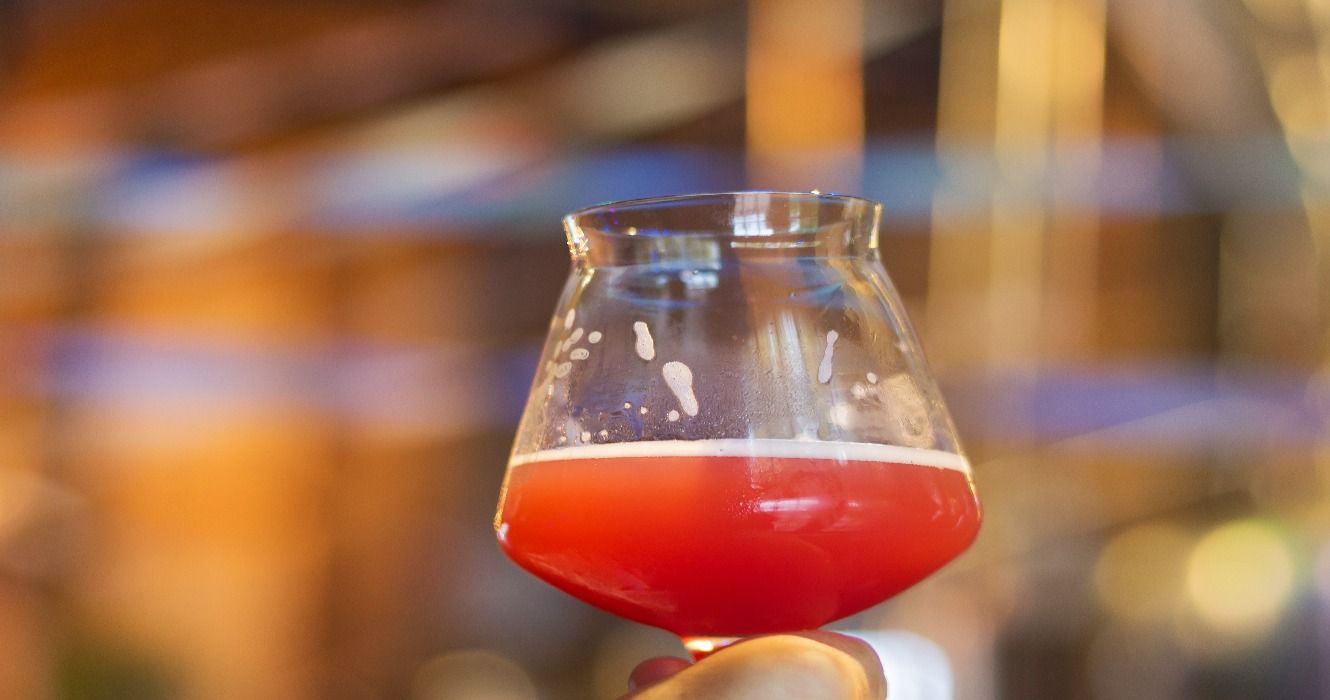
[
  {"left": 18, "top": 324, "right": 1325, "bottom": 444},
  {"left": 0, "top": 135, "right": 1316, "bottom": 234}
]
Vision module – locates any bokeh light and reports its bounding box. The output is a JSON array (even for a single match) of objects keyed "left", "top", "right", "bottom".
[
  {"left": 1184, "top": 519, "right": 1297, "bottom": 638},
  {"left": 1093, "top": 522, "right": 1192, "bottom": 624}
]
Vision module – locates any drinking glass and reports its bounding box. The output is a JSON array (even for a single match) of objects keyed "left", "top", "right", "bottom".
[{"left": 494, "top": 192, "right": 980, "bottom": 657}]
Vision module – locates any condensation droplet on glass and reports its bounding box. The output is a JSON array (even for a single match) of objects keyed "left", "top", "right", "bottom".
[
  {"left": 818, "top": 330, "right": 839, "bottom": 384},
  {"left": 567, "top": 327, "right": 584, "bottom": 345},
  {"left": 662, "top": 361, "right": 699, "bottom": 416},
  {"left": 667, "top": 410, "right": 680, "bottom": 422},
  {"left": 564, "top": 309, "right": 575, "bottom": 329},
  {"left": 851, "top": 382, "right": 868, "bottom": 400},
  {"left": 554, "top": 362, "right": 572, "bottom": 378},
  {"left": 588, "top": 331, "right": 603, "bottom": 344},
  {"left": 623, "top": 402, "right": 632, "bottom": 410},
  {"left": 867, "top": 372, "right": 879, "bottom": 384},
  {"left": 598, "top": 430, "right": 608, "bottom": 439},
  {"left": 640, "top": 406, "right": 648, "bottom": 415},
  {"left": 633, "top": 321, "right": 656, "bottom": 361},
  {"left": 570, "top": 348, "right": 590, "bottom": 361},
  {"left": 580, "top": 431, "right": 591, "bottom": 442}
]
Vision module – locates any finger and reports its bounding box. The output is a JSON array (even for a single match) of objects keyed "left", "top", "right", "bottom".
[
  {"left": 787, "top": 631, "right": 887, "bottom": 699},
  {"left": 633, "top": 633, "right": 884, "bottom": 700},
  {"left": 628, "top": 656, "right": 691, "bottom": 690},
  {"left": 720, "top": 631, "right": 886, "bottom": 697}
]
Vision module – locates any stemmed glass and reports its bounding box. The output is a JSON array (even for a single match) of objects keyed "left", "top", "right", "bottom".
[{"left": 495, "top": 192, "right": 980, "bottom": 657}]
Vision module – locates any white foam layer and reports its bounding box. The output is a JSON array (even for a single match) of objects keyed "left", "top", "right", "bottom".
[{"left": 510, "top": 439, "right": 970, "bottom": 475}]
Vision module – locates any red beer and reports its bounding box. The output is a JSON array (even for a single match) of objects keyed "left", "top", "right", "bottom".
[{"left": 497, "top": 439, "right": 980, "bottom": 636}]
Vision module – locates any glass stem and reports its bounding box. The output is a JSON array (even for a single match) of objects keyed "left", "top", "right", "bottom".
[{"left": 681, "top": 636, "right": 739, "bottom": 661}]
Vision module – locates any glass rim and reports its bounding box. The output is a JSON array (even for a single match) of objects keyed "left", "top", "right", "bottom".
[{"left": 563, "top": 190, "right": 882, "bottom": 224}]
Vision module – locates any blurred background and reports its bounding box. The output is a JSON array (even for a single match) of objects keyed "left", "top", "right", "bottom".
[{"left": 1, "top": 0, "right": 1328, "bottom": 698}]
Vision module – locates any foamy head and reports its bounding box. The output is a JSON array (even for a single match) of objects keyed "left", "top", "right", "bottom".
[{"left": 509, "top": 438, "right": 971, "bottom": 475}]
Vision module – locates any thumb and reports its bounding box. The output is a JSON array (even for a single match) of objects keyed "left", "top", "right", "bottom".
[{"left": 629, "top": 633, "right": 886, "bottom": 700}]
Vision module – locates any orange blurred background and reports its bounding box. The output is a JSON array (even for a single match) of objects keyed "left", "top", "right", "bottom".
[{"left": 1, "top": 1, "right": 1328, "bottom": 698}]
